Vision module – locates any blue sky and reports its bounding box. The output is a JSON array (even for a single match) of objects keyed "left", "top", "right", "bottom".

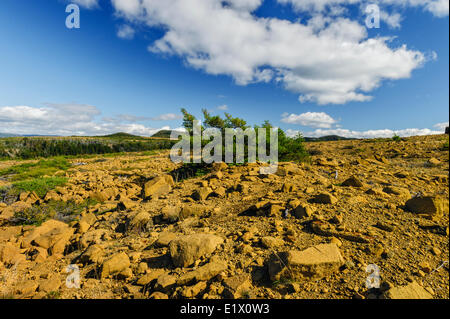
[{"left": 0, "top": 0, "right": 448, "bottom": 137}]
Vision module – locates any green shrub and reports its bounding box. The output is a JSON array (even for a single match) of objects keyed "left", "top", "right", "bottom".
[
  {"left": 12, "top": 198, "right": 97, "bottom": 226},
  {"left": 392, "top": 134, "right": 401, "bottom": 142},
  {"left": 278, "top": 130, "right": 310, "bottom": 163},
  {"left": 11, "top": 177, "right": 68, "bottom": 198}
]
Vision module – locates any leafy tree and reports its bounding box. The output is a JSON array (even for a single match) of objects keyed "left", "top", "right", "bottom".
[{"left": 181, "top": 108, "right": 197, "bottom": 133}]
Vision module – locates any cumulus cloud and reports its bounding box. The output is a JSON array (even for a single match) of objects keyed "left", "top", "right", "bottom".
[
  {"left": 117, "top": 25, "right": 135, "bottom": 40},
  {"left": 110, "top": 0, "right": 427, "bottom": 105},
  {"left": 217, "top": 105, "right": 229, "bottom": 111},
  {"left": 0, "top": 104, "right": 180, "bottom": 136},
  {"left": 286, "top": 126, "right": 445, "bottom": 138},
  {"left": 281, "top": 112, "right": 337, "bottom": 128}
]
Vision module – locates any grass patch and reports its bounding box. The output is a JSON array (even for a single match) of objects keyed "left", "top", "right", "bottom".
[
  {"left": 11, "top": 177, "right": 68, "bottom": 198},
  {"left": 272, "top": 278, "right": 295, "bottom": 288},
  {"left": 12, "top": 198, "right": 97, "bottom": 226},
  {"left": 170, "top": 163, "right": 212, "bottom": 182},
  {"left": 0, "top": 157, "right": 70, "bottom": 181},
  {"left": 441, "top": 140, "right": 449, "bottom": 150}
]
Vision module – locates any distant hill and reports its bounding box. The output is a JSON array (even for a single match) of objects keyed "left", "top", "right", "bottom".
[
  {"left": 151, "top": 130, "right": 173, "bottom": 138},
  {"left": 99, "top": 132, "right": 146, "bottom": 140},
  {"left": 303, "top": 135, "right": 355, "bottom": 142},
  {"left": 0, "top": 133, "right": 18, "bottom": 137}
]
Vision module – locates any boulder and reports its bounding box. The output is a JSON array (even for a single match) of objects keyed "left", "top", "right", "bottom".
[
  {"left": 79, "top": 244, "right": 105, "bottom": 265},
  {"left": 382, "top": 281, "right": 433, "bottom": 299},
  {"left": 128, "top": 211, "right": 152, "bottom": 231},
  {"left": 155, "top": 273, "right": 177, "bottom": 291},
  {"left": 79, "top": 229, "right": 107, "bottom": 249},
  {"left": 268, "top": 243, "right": 344, "bottom": 281},
  {"left": 312, "top": 192, "right": 338, "bottom": 205},
  {"left": 177, "top": 259, "right": 227, "bottom": 285},
  {"left": 101, "top": 252, "right": 130, "bottom": 279},
  {"left": 382, "top": 186, "right": 410, "bottom": 199},
  {"left": 405, "top": 196, "right": 448, "bottom": 220},
  {"left": 192, "top": 187, "right": 213, "bottom": 201},
  {"left": 292, "top": 203, "right": 315, "bottom": 219},
  {"left": 144, "top": 175, "right": 174, "bottom": 198},
  {"left": 182, "top": 281, "right": 207, "bottom": 298},
  {"left": 212, "top": 162, "right": 228, "bottom": 171},
  {"left": 222, "top": 273, "right": 252, "bottom": 299},
  {"left": 260, "top": 236, "right": 284, "bottom": 249},
  {"left": 0, "top": 226, "right": 22, "bottom": 243},
  {"left": 0, "top": 242, "right": 26, "bottom": 265},
  {"left": 427, "top": 157, "right": 441, "bottom": 166},
  {"left": 341, "top": 176, "right": 364, "bottom": 187},
  {"left": 180, "top": 204, "right": 207, "bottom": 218},
  {"left": 169, "top": 234, "right": 224, "bottom": 267},
  {"left": 21, "top": 219, "right": 74, "bottom": 256},
  {"left": 155, "top": 232, "right": 179, "bottom": 247},
  {"left": 136, "top": 269, "right": 166, "bottom": 286}
]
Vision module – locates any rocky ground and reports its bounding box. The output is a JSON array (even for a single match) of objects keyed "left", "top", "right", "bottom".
[{"left": 0, "top": 134, "right": 448, "bottom": 299}]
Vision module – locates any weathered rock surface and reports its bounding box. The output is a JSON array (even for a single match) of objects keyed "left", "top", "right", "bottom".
[
  {"left": 382, "top": 281, "right": 433, "bottom": 299},
  {"left": 101, "top": 252, "right": 131, "bottom": 279},
  {"left": 169, "top": 234, "right": 224, "bottom": 267},
  {"left": 268, "top": 244, "right": 344, "bottom": 281},
  {"left": 405, "top": 196, "right": 449, "bottom": 220}
]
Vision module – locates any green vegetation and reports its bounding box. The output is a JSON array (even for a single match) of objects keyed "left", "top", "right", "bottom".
[
  {"left": 44, "top": 291, "right": 61, "bottom": 299},
  {"left": 0, "top": 135, "right": 176, "bottom": 160},
  {"left": 99, "top": 132, "right": 146, "bottom": 140},
  {"left": 12, "top": 198, "right": 97, "bottom": 226},
  {"left": 151, "top": 130, "right": 173, "bottom": 139},
  {"left": 362, "top": 137, "right": 391, "bottom": 143},
  {"left": 180, "top": 108, "right": 310, "bottom": 164},
  {"left": 392, "top": 134, "right": 402, "bottom": 142},
  {"left": 11, "top": 177, "right": 68, "bottom": 198},
  {"left": 0, "top": 157, "right": 70, "bottom": 199},
  {"left": 0, "top": 157, "right": 70, "bottom": 181},
  {"left": 303, "top": 135, "right": 354, "bottom": 142}
]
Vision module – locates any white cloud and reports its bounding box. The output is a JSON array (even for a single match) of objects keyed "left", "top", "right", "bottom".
[
  {"left": 425, "top": 0, "right": 450, "bottom": 17},
  {"left": 150, "top": 113, "right": 183, "bottom": 121},
  {"left": 278, "top": 0, "right": 449, "bottom": 18},
  {"left": 434, "top": 122, "right": 449, "bottom": 132},
  {"left": 281, "top": 112, "right": 337, "bottom": 128},
  {"left": 70, "top": 0, "right": 99, "bottom": 9},
  {"left": 0, "top": 104, "right": 180, "bottom": 136},
  {"left": 286, "top": 125, "right": 445, "bottom": 138},
  {"left": 380, "top": 10, "right": 402, "bottom": 29},
  {"left": 217, "top": 105, "right": 229, "bottom": 111},
  {"left": 111, "top": 0, "right": 426, "bottom": 105},
  {"left": 117, "top": 25, "right": 135, "bottom": 40}
]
